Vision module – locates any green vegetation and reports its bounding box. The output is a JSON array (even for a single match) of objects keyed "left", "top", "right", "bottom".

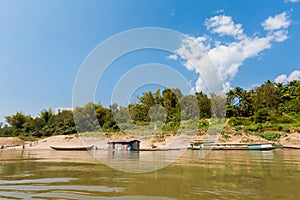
[{"left": 0, "top": 80, "right": 299, "bottom": 141}]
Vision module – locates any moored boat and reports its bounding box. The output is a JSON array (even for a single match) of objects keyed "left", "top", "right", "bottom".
[
  {"left": 50, "top": 145, "right": 94, "bottom": 151},
  {"left": 188, "top": 143, "right": 278, "bottom": 151},
  {"left": 132, "top": 148, "right": 182, "bottom": 151}
]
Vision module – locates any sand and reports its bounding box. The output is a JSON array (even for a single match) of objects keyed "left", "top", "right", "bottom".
[
  {"left": 1, "top": 131, "right": 300, "bottom": 150},
  {"left": 0, "top": 137, "right": 25, "bottom": 148}
]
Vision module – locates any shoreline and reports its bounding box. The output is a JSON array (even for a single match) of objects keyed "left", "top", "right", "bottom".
[{"left": 1, "top": 131, "right": 300, "bottom": 151}]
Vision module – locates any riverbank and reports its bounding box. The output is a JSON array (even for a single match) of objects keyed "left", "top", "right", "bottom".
[{"left": 1, "top": 131, "right": 300, "bottom": 150}]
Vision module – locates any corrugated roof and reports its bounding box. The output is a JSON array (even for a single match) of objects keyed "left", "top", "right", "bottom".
[{"left": 107, "top": 140, "right": 140, "bottom": 144}]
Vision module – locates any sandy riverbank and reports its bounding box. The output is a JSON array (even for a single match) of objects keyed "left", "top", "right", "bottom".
[
  {"left": 0, "top": 131, "right": 300, "bottom": 150},
  {"left": 3, "top": 134, "right": 193, "bottom": 150}
]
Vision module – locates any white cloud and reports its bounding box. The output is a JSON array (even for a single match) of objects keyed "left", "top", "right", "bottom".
[
  {"left": 170, "top": 12, "right": 291, "bottom": 93},
  {"left": 284, "top": 0, "right": 300, "bottom": 3},
  {"left": 271, "top": 30, "right": 289, "bottom": 42},
  {"left": 214, "top": 9, "right": 225, "bottom": 14},
  {"left": 262, "top": 12, "right": 291, "bottom": 31},
  {"left": 275, "top": 70, "right": 300, "bottom": 83},
  {"left": 289, "top": 70, "right": 300, "bottom": 81},
  {"left": 207, "top": 36, "right": 272, "bottom": 81},
  {"left": 274, "top": 74, "right": 288, "bottom": 83},
  {"left": 167, "top": 54, "right": 178, "bottom": 60},
  {"left": 205, "top": 15, "right": 245, "bottom": 40},
  {"left": 55, "top": 107, "right": 73, "bottom": 114}
]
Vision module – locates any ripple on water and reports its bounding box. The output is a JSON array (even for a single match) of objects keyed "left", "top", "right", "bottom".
[
  {"left": 0, "top": 184, "right": 127, "bottom": 199},
  {"left": 191, "top": 187, "right": 260, "bottom": 199},
  {"left": 1, "top": 192, "right": 176, "bottom": 200},
  {"left": 0, "top": 177, "right": 77, "bottom": 185},
  {"left": 0, "top": 185, "right": 125, "bottom": 192}
]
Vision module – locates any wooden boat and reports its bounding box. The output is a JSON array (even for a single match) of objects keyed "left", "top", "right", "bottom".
[
  {"left": 50, "top": 145, "right": 94, "bottom": 151},
  {"left": 188, "top": 143, "right": 277, "bottom": 151},
  {"left": 282, "top": 146, "right": 300, "bottom": 149},
  {"left": 132, "top": 148, "right": 182, "bottom": 152}
]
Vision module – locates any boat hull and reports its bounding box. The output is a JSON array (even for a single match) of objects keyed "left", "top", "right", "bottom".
[
  {"left": 188, "top": 147, "right": 276, "bottom": 151},
  {"left": 50, "top": 145, "right": 94, "bottom": 151},
  {"left": 188, "top": 143, "right": 277, "bottom": 151}
]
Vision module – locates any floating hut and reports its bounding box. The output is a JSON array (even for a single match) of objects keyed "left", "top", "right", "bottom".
[{"left": 108, "top": 140, "right": 140, "bottom": 151}]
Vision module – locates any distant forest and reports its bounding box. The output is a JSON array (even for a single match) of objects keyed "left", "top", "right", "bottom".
[{"left": 0, "top": 80, "right": 299, "bottom": 140}]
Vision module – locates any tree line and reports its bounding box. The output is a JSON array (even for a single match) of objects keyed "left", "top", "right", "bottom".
[{"left": 0, "top": 80, "right": 299, "bottom": 139}]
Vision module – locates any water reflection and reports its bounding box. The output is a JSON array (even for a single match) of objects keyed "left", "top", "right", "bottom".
[
  {"left": 93, "top": 149, "right": 187, "bottom": 173},
  {"left": 0, "top": 177, "right": 76, "bottom": 185},
  {"left": 0, "top": 149, "right": 300, "bottom": 200}
]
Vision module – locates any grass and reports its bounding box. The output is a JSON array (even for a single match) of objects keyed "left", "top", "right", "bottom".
[
  {"left": 18, "top": 135, "right": 37, "bottom": 141},
  {"left": 257, "top": 131, "right": 281, "bottom": 141},
  {"left": 15, "top": 112, "right": 300, "bottom": 142}
]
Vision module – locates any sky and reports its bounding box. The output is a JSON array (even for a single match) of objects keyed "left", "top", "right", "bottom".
[{"left": 0, "top": 0, "right": 300, "bottom": 122}]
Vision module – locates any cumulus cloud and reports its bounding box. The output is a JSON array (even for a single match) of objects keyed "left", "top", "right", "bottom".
[
  {"left": 284, "top": 0, "right": 300, "bottom": 3},
  {"left": 271, "top": 29, "right": 289, "bottom": 42},
  {"left": 262, "top": 12, "right": 291, "bottom": 31},
  {"left": 170, "top": 12, "right": 291, "bottom": 93},
  {"left": 275, "top": 70, "right": 300, "bottom": 83},
  {"left": 205, "top": 15, "right": 245, "bottom": 40},
  {"left": 55, "top": 107, "right": 73, "bottom": 114}
]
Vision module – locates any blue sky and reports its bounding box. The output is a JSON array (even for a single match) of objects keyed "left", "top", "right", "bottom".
[{"left": 0, "top": 0, "right": 300, "bottom": 122}]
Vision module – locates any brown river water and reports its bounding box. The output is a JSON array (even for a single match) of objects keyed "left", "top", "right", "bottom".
[{"left": 0, "top": 149, "right": 300, "bottom": 199}]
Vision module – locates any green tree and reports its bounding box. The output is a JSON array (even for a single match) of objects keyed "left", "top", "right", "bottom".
[
  {"left": 180, "top": 95, "right": 199, "bottom": 120},
  {"left": 5, "top": 112, "right": 27, "bottom": 129},
  {"left": 196, "top": 92, "right": 211, "bottom": 118},
  {"left": 73, "top": 103, "right": 100, "bottom": 132},
  {"left": 40, "top": 109, "right": 54, "bottom": 124},
  {"left": 252, "top": 80, "right": 280, "bottom": 111}
]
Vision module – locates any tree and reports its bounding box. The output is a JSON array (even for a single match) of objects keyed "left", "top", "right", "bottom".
[
  {"left": 196, "top": 92, "right": 211, "bottom": 118},
  {"left": 252, "top": 80, "right": 280, "bottom": 111},
  {"left": 113, "top": 105, "right": 131, "bottom": 123},
  {"left": 40, "top": 109, "right": 53, "bottom": 124},
  {"left": 96, "top": 104, "right": 119, "bottom": 131},
  {"left": 210, "top": 93, "right": 226, "bottom": 118},
  {"left": 73, "top": 103, "right": 100, "bottom": 132},
  {"left": 180, "top": 95, "right": 199, "bottom": 120},
  {"left": 50, "top": 110, "right": 76, "bottom": 135},
  {"left": 138, "top": 91, "right": 155, "bottom": 107},
  {"left": 162, "top": 88, "right": 181, "bottom": 123},
  {"left": 5, "top": 112, "right": 27, "bottom": 129},
  {"left": 129, "top": 103, "right": 150, "bottom": 123},
  {"left": 226, "top": 87, "right": 253, "bottom": 117}
]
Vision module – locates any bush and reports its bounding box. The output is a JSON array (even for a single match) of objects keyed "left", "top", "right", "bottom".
[
  {"left": 162, "top": 121, "right": 180, "bottom": 132},
  {"left": 246, "top": 124, "right": 263, "bottom": 132},
  {"left": 198, "top": 119, "right": 209, "bottom": 130},
  {"left": 276, "top": 115, "right": 292, "bottom": 123},
  {"left": 228, "top": 117, "right": 246, "bottom": 126},
  {"left": 255, "top": 108, "right": 270, "bottom": 123},
  {"left": 258, "top": 132, "right": 281, "bottom": 141},
  {"left": 18, "top": 135, "right": 36, "bottom": 141},
  {"left": 283, "top": 128, "right": 290, "bottom": 133},
  {"left": 221, "top": 132, "right": 231, "bottom": 139}
]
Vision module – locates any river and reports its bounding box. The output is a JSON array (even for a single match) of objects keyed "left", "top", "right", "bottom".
[{"left": 0, "top": 149, "right": 300, "bottom": 199}]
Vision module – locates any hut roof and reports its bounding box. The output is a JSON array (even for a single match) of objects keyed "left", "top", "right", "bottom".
[{"left": 107, "top": 140, "right": 140, "bottom": 144}]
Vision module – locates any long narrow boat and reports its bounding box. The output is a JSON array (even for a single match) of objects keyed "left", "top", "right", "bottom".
[
  {"left": 214, "top": 144, "right": 276, "bottom": 151},
  {"left": 188, "top": 143, "right": 277, "bottom": 151},
  {"left": 282, "top": 146, "right": 300, "bottom": 149},
  {"left": 132, "top": 148, "right": 182, "bottom": 151},
  {"left": 50, "top": 145, "right": 94, "bottom": 151}
]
